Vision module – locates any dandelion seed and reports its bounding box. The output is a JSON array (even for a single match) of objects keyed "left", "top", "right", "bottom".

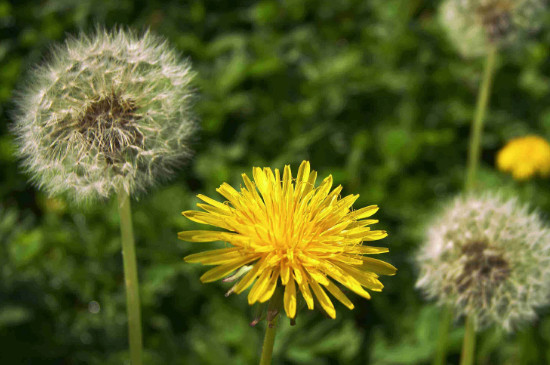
[
  {"left": 416, "top": 193, "right": 550, "bottom": 331},
  {"left": 440, "top": 0, "right": 546, "bottom": 57},
  {"left": 497, "top": 135, "right": 550, "bottom": 180},
  {"left": 12, "top": 28, "right": 195, "bottom": 202},
  {"left": 179, "top": 161, "right": 396, "bottom": 319}
]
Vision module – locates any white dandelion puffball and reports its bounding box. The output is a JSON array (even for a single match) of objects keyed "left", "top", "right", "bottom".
[
  {"left": 13, "top": 28, "right": 195, "bottom": 202},
  {"left": 440, "top": 0, "right": 546, "bottom": 57},
  {"left": 416, "top": 193, "right": 550, "bottom": 331}
]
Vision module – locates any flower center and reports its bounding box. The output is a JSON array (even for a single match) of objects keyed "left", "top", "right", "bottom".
[
  {"left": 476, "top": 1, "right": 514, "bottom": 42},
  {"left": 79, "top": 93, "right": 143, "bottom": 165},
  {"left": 456, "top": 240, "right": 510, "bottom": 297}
]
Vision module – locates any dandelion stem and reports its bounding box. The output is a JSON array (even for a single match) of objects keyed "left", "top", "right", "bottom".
[
  {"left": 118, "top": 190, "right": 143, "bottom": 365},
  {"left": 433, "top": 306, "right": 453, "bottom": 365},
  {"left": 259, "top": 321, "right": 277, "bottom": 365},
  {"left": 465, "top": 46, "right": 497, "bottom": 191},
  {"left": 259, "top": 287, "right": 283, "bottom": 365},
  {"left": 456, "top": 47, "right": 497, "bottom": 365},
  {"left": 460, "top": 316, "right": 476, "bottom": 365}
]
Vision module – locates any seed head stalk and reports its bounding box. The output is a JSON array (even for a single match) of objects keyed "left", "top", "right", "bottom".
[
  {"left": 460, "top": 45, "right": 497, "bottom": 364},
  {"left": 460, "top": 316, "right": 476, "bottom": 365},
  {"left": 465, "top": 46, "right": 497, "bottom": 192},
  {"left": 118, "top": 190, "right": 143, "bottom": 365},
  {"left": 434, "top": 46, "right": 497, "bottom": 365},
  {"left": 433, "top": 307, "right": 453, "bottom": 365}
]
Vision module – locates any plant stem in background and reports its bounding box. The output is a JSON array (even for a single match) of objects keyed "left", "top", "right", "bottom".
[
  {"left": 460, "top": 316, "right": 476, "bottom": 365},
  {"left": 259, "top": 287, "right": 283, "bottom": 365},
  {"left": 457, "top": 47, "right": 497, "bottom": 365},
  {"left": 465, "top": 46, "right": 497, "bottom": 192},
  {"left": 519, "top": 326, "right": 536, "bottom": 364},
  {"left": 118, "top": 190, "right": 143, "bottom": 365},
  {"left": 433, "top": 307, "right": 453, "bottom": 365},
  {"left": 435, "top": 47, "right": 497, "bottom": 365}
]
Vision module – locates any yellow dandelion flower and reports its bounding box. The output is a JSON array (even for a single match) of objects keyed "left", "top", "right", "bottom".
[
  {"left": 497, "top": 135, "right": 550, "bottom": 180},
  {"left": 179, "top": 161, "right": 396, "bottom": 319}
]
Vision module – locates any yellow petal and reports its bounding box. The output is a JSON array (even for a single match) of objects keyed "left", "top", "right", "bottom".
[
  {"left": 293, "top": 266, "right": 303, "bottom": 284},
  {"left": 248, "top": 268, "right": 273, "bottom": 304},
  {"left": 298, "top": 169, "right": 317, "bottom": 199},
  {"left": 253, "top": 168, "right": 271, "bottom": 200},
  {"left": 296, "top": 267, "right": 314, "bottom": 309},
  {"left": 200, "top": 256, "right": 258, "bottom": 283},
  {"left": 307, "top": 268, "right": 330, "bottom": 286},
  {"left": 233, "top": 258, "right": 267, "bottom": 294},
  {"left": 197, "top": 203, "right": 232, "bottom": 217},
  {"left": 328, "top": 254, "right": 363, "bottom": 266},
  {"left": 216, "top": 183, "right": 242, "bottom": 206},
  {"left": 284, "top": 275, "right": 297, "bottom": 318},
  {"left": 322, "top": 219, "right": 355, "bottom": 236},
  {"left": 324, "top": 280, "right": 354, "bottom": 310},
  {"left": 241, "top": 173, "right": 264, "bottom": 206},
  {"left": 309, "top": 278, "right": 336, "bottom": 319},
  {"left": 343, "top": 227, "right": 375, "bottom": 239},
  {"left": 258, "top": 268, "right": 280, "bottom": 303},
  {"left": 335, "top": 263, "right": 384, "bottom": 291},
  {"left": 360, "top": 257, "right": 397, "bottom": 276},
  {"left": 178, "top": 230, "right": 235, "bottom": 242},
  {"left": 182, "top": 211, "right": 234, "bottom": 231},
  {"left": 296, "top": 161, "right": 310, "bottom": 183},
  {"left": 280, "top": 261, "right": 291, "bottom": 285},
  {"left": 324, "top": 184, "right": 343, "bottom": 203},
  {"left": 349, "top": 246, "right": 389, "bottom": 255},
  {"left": 308, "top": 176, "right": 333, "bottom": 211},
  {"left": 184, "top": 247, "right": 242, "bottom": 265},
  {"left": 362, "top": 230, "right": 388, "bottom": 241},
  {"left": 197, "top": 194, "right": 233, "bottom": 213},
  {"left": 282, "top": 164, "right": 293, "bottom": 197},
  {"left": 294, "top": 161, "right": 310, "bottom": 200},
  {"left": 333, "top": 194, "right": 359, "bottom": 212},
  {"left": 348, "top": 205, "right": 379, "bottom": 219},
  {"left": 323, "top": 262, "right": 372, "bottom": 300}
]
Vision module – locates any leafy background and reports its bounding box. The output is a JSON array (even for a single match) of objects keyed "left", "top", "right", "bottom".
[{"left": 1, "top": 0, "right": 550, "bottom": 364}]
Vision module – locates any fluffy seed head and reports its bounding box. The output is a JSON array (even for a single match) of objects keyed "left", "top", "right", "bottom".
[
  {"left": 497, "top": 135, "right": 550, "bottom": 180},
  {"left": 416, "top": 193, "right": 550, "bottom": 331},
  {"left": 440, "top": 0, "right": 546, "bottom": 57},
  {"left": 12, "top": 28, "right": 195, "bottom": 202},
  {"left": 179, "top": 161, "right": 396, "bottom": 319}
]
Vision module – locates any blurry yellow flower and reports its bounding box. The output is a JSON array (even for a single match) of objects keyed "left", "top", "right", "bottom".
[
  {"left": 179, "top": 161, "right": 396, "bottom": 319},
  {"left": 497, "top": 135, "right": 550, "bottom": 180}
]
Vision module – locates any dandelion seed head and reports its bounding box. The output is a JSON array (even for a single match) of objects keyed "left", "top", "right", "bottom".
[
  {"left": 416, "top": 193, "right": 550, "bottom": 331},
  {"left": 440, "top": 0, "right": 546, "bottom": 57},
  {"left": 179, "top": 161, "right": 396, "bottom": 319},
  {"left": 12, "top": 28, "right": 195, "bottom": 202}
]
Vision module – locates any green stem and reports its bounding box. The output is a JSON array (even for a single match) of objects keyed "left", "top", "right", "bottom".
[
  {"left": 118, "top": 190, "right": 143, "bottom": 365},
  {"left": 438, "top": 47, "right": 497, "bottom": 365},
  {"left": 460, "top": 316, "right": 476, "bottom": 365},
  {"left": 259, "top": 288, "right": 283, "bottom": 365},
  {"left": 433, "top": 306, "right": 453, "bottom": 365},
  {"left": 465, "top": 46, "right": 497, "bottom": 192},
  {"left": 518, "top": 326, "right": 535, "bottom": 365}
]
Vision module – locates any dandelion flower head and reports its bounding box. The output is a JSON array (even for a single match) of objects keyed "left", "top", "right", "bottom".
[
  {"left": 440, "top": 0, "right": 546, "bottom": 57},
  {"left": 179, "top": 161, "right": 396, "bottom": 319},
  {"left": 416, "top": 193, "right": 550, "bottom": 331},
  {"left": 497, "top": 135, "right": 550, "bottom": 180},
  {"left": 13, "top": 28, "right": 195, "bottom": 202}
]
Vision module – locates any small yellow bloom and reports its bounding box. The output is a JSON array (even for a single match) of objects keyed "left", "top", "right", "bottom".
[
  {"left": 179, "top": 161, "right": 396, "bottom": 319},
  {"left": 497, "top": 135, "right": 550, "bottom": 180}
]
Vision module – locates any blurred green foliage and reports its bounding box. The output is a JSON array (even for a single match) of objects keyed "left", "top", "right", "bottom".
[{"left": 1, "top": 0, "right": 550, "bottom": 363}]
